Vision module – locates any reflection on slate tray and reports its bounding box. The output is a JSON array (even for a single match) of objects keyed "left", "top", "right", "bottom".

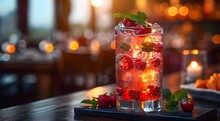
[{"left": 74, "top": 106, "right": 217, "bottom": 121}]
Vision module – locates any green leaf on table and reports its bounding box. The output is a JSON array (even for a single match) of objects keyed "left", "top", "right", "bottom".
[
  {"left": 173, "top": 89, "right": 189, "bottom": 101},
  {"left": 119, "top": 42, "right": 131, "bottom": 51},
  {"left": 81, "top": 97, "right": 98, "bottom": 108},
  {"left": 162, "top": 88, "right": 190, "bottom": 112},
  {"left": 166, "top": 95, "right": 178, "bottom": 112},
  {"left": 162, "top": 88, "right": 172, "bottom": 100}
]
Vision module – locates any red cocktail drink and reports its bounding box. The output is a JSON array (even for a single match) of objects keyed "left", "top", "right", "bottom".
[{"left": 115, "top": 12, "right": 163, "bottom": 112}]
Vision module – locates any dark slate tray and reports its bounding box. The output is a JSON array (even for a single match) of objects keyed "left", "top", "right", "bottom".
[{"left": 74, "top": 106, "right": 217, "bottom": 121}]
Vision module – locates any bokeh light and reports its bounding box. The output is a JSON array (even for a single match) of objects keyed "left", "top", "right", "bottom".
[
  {"left": 44, "top": 43, "right": 54, "bottom": 53},
  {"left": 1, "top": 42, "right": 16, "bottom": 54},
  {"left": 168, "top": 6, "right": 178, "bottom": 16},
  {"left": 90, "top": 41, "right": 100, "bottom": 53},
  {"left": 212, "top": 34, "right": 220, "bottom": 44},
  {"left": 179, "top": 6, "right": 189, "bottom": 16},
  {"left": 69, "top": 40, "right": 79, "bottom": 51}
]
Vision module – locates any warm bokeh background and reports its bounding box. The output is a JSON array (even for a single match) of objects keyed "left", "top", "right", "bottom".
[{"left": 0, "top": 0, "right": 220, "bottom": 109}]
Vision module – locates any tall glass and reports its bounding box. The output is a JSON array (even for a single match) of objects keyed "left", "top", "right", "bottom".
[{"left": 115, "top": 23, "right": 163, "bottom": 112}]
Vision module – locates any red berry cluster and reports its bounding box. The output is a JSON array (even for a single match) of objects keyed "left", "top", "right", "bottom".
[
  {"left": 98, "top": 93, "right": 116, "bottom": 108},
  {"left": 81, "top": 93, "right": 116, "bottom": 109},
  {"left": 116, "top": 86, "right": 160, "bottom": 101},
  {"left": 118, "top": 54, "right": 161, "bottom": 71},
  {"left": 122, "top": 18, "right": 151, "bottom": 35}
]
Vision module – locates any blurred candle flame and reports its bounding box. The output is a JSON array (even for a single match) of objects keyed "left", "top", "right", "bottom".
[{"left": 91, "top": 0, "right": 103, "bottom": 7}]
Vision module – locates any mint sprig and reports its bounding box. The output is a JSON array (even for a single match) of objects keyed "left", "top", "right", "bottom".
[
  {"left": 113, "top": 11, "right": 148, "bottom": 26},
  {"left": 162, "top": 88, "right": 189, "bottom": 112},
  {"left": 81, "top": 97, "right": 98, "bottom": 108}
]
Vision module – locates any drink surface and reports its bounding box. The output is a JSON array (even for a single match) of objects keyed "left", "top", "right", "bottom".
[{"left": 115, "top": 22, "right": 163, "bottom": 112}]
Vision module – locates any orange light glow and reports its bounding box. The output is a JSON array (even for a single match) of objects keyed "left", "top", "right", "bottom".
[
  {"left": 136, "top": 0, "right": 147, "bottom": 11},
  {"left": 179, "top": 6, "right": 189, "bottom": 16},
  {"left": 90, "top": 41, "right": 100, "bottom": 52},
  {"left": 212, "top": 34, "right": 220, "bottom": 44},
  {"left": 6, "top": 44, "right": 16, "bottom": 54},
  {"left": 182, "top": 50, "right": 189, "bottom": 55},
  {"left": 188, "top": 9, "right": 199, "bottom": 20},
  {"left": 86, "top": 87, "right": 106, "bottom": 98},
  {"left": 45, "top": 43, "right": 54, "bottom": 53},
  {"left": 191, "top": 49, "right": 199, "bottom": 55},
  {"left": 142, "top": 68, "right": 158, "bottom": 83},
  {"left": 182, "top": 22, "right": 193, "bottom": 33},
  {"left": 110, "top": 40, "right": 115, "bottom": 50},
  {"left": 170, "top": 0, "right": 179, "bottom": 5},
  {"left": 69, "top": 40, "right": 79, "bottom": 51},
  {"left": 203, "top": 0, "right": 214, "bottom": 14},
  {"left": 168, "top": 6, "right": 178, "bottom": 16}
]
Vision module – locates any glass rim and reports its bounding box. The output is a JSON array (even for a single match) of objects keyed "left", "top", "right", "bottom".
[{"left": 115, "top": 25, "right": 163, "bottom": 36}]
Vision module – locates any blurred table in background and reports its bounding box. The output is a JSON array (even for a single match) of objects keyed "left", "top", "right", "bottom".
[
  {"left": 0, "top": 50, "right": 62, "bottom": 109},
  {"left": 0, "top": 70, "right": 220, "bottom": 121}
]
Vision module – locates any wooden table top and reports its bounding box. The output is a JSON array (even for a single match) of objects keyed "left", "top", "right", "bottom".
[{"left": 0, "top": 72, "right": 219, "bottom": 121}]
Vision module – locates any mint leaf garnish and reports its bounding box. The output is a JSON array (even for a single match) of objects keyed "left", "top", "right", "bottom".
[
  {"left": 119, "top": 42, "right": 130, "bottom": 51},
  {"left": 162, "top": 88, "right": 172, "bottom": 101},
  {"left": 173, "top": 89, "right": 189, "bottom": 101},
  {"left": 113, "top": 13, "right": 139, "bottom": 22},
  {"left": 141, "top": 42, "right": 155, "bottom": 52},
  {"left": 136, "top": 12, "right": 148, "bottom": 25},
  {"left": 81, "top": 97, "right": 98, "bottom": 108},
  {"left": 162, "top": 88, "right": 190, "bottom": 112},
  {"left": 166, "top": 95, "right": 178, "bottom": 112},
  {"left": 113, "top": 11, "right": 148, "bottom": 26}
]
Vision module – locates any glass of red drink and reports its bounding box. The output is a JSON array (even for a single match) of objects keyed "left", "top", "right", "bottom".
[{"left": 115, "top": 15, "right": 163, "bottom": 112}]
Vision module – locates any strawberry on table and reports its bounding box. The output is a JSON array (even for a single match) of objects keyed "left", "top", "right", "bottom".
[
  {"left": 109, "top": 93, "right": 116, "bottom": 107},
  {"left": 181, "top": 98, "right": 195, "bottom": 112},
  {"left": 97, "top": 94, "right": 111, "bottom": 108}
]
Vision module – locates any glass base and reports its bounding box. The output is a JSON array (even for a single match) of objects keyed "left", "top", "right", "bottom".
[{"left": 116, "top": 98, "right": 162, "bottom": 113}]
